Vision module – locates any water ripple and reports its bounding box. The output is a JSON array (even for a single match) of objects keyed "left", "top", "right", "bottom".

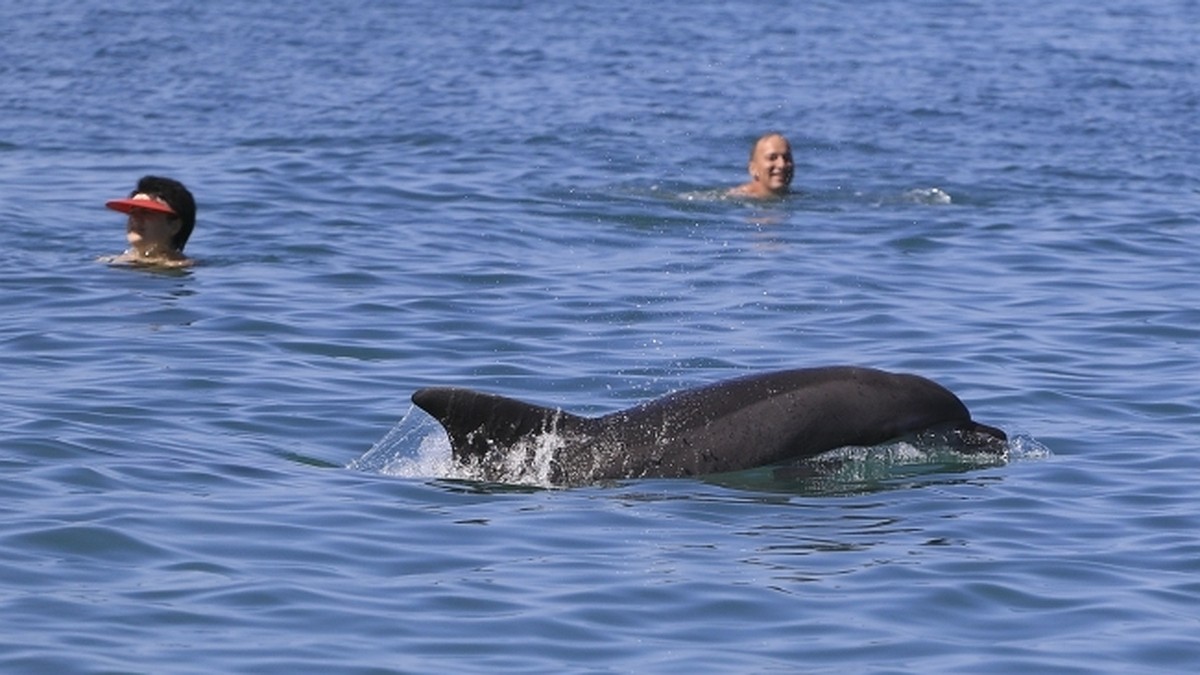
[{"left": 2, "top": 0, "right": 1199, "bottom": 671}]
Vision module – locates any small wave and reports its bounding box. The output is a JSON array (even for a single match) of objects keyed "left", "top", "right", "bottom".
[
  {"left": 673, "top": 188, "right": 733, "bottom": 202},
  {"left": 705, "top": 439, "right": 1011, "bottom": 496},
  {"left": 902, "top": 187, "right": 952, "bottom": 205},
  {"left": 351, "top": 407, "right": 569, "bottom": 486},
  {"left": 1005, "top": 432, "right": 1054, "bottom": 461},
  {"left": 348, "top": 406, "right": 453, "bottom": 477}
]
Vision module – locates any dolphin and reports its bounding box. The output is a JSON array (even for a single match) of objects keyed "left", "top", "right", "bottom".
[{"left": 411, "top": 366, "right": 1006, "bottom": 485}]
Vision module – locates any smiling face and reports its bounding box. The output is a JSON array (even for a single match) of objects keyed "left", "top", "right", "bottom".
[{"left": 746, "top": 134, "right": 794, "bottom": 197}]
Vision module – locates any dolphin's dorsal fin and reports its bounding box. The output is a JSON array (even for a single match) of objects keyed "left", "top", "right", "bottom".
[{"left": 412, "top": 387, "right": 591, "bottom": 460}]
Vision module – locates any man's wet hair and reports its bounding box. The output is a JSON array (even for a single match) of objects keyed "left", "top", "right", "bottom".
[{"left": 748, "top": 132, "right": 788, "bottom": 162}]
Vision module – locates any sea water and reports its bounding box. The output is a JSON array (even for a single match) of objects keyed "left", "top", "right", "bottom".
[{"left": 1, "top": 0, "right": 1198, "bottom": 672}]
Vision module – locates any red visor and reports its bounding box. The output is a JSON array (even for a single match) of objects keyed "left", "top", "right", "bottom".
[{"left": 105, "top": 195, "right": 176, "bottom": 215}]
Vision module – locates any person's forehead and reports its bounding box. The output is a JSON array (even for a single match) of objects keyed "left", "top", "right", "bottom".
[{"left": 756, "top": 136, "right": 791, "bottom": 155}]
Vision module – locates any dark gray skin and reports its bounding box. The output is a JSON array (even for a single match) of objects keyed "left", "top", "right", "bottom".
[{"left": 412, "top": 366, "right": 1007, "bottom": 486}]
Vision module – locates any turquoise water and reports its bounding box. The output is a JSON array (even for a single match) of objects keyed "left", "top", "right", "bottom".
[{"left": 2, "top": 0, "right": 1198, "bottom": 672}]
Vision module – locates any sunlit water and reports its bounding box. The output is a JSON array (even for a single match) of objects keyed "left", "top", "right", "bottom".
[{"left": 2, "top": 0, "right": 1198, "bottom": 672}]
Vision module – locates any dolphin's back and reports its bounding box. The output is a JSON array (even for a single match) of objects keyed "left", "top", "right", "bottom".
[
  {"left": 412, "top": 367, "right": 1005, "bottom": 484},
  {"left": 593, "top": 367, "right": 979, "bottom": 477}
]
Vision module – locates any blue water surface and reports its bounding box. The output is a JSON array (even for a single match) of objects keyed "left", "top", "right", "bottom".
[{"left": 2, "top": 0, "right": 1198, "bottom": 672}]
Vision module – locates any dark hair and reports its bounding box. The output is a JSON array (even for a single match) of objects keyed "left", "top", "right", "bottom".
[{"left": 131, "top": 176, "right": 196, "bottom": 251}]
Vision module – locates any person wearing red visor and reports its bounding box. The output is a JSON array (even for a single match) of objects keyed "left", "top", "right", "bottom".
[{"left": 104, "top": 176, "right": 196, "bottom": 267}]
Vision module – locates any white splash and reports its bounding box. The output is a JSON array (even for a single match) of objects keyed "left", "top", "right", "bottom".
[
  {"left": 348, "top": 406, "right": 453, "bottom": 477},
  {"left": 350, "top": 405, "right": 568, "bottom": 487},
  {"left": 903, "top": 187, "right": 952, "bottom": 205},
  {"left": 450, "top": 432, "right": 565, "bottom": 487}
]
